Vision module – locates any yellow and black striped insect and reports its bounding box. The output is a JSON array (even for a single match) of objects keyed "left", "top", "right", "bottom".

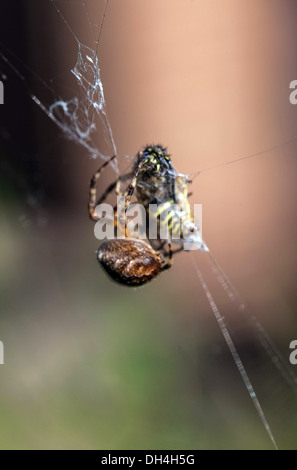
[{"left": 88, "top": 145, "right": 201, "bottom": 286}]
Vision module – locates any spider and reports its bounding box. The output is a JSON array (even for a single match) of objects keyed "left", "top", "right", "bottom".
[{"left": 88, "top": 145, "right": 201, "bottom": 286}]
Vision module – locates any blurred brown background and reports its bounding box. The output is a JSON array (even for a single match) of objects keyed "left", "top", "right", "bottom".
[{"left": 0, "top": 0, "right": 297, "bottom": 449}]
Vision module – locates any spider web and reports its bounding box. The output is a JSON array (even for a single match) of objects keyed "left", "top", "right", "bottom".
[{"left": 0, "top": 0, "right": 119, "bottom": 175}]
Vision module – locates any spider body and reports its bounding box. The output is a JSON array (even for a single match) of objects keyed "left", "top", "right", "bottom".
[{"left": 89, "top": 145, "right": 200, "bottom": 285}]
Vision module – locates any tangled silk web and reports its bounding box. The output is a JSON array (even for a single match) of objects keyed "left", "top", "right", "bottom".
[
  {"left": 32, "top": 1, "right": 118, "bottom": 173},
  {"left": 34, "top": 43, "right": 117, "bottom": 165}
]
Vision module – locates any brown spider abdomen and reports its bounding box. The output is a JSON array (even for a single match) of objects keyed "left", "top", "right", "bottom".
[{"left": 97, "top": 239, "right": 163, "bottom": 286}]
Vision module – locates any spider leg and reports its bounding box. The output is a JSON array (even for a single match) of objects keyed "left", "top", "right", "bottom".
[
  {"left": 149, "top": 239, "right": 166, "bottom": 251},
  {"left": 96, "top": 180, "right": 117, "bottom": 204},
  {"left": 115, "top": 161, "right": 145, "bottom": 237},
  {"left": 122, "top": 162, "right": 143, "bottom": 210},
  {"left": 163, "top": 245, "right": 183, "bottom": 257},
  {"left": 115, "top": 172, "right": 133, "bottom": 196},
  {"left": 94, "top": 172, "right": 134, "bottom": 233},
  {"left": 88, "top": 155, "right": 117, "bottom": 220},
  {"left": 95, "top": 172, "right": 133, "bottom": 207}
]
